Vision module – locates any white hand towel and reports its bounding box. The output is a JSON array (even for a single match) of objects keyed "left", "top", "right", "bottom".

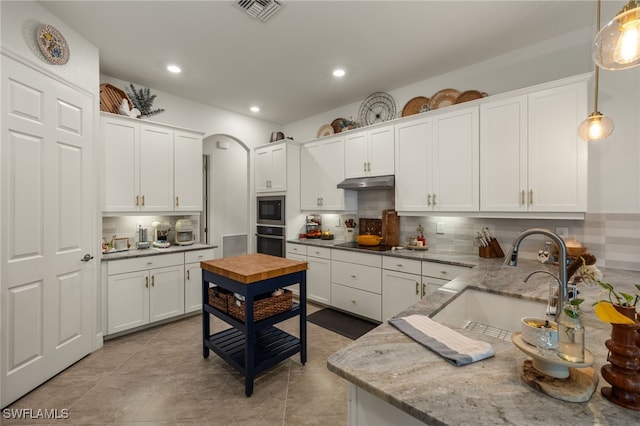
[{"left": 388, "top": 315, "right": 495, "bottom": 366}]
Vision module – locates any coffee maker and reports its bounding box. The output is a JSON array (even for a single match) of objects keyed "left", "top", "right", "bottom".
[{"left": 152, "top": 221, "right": 171, "bottom": 248}]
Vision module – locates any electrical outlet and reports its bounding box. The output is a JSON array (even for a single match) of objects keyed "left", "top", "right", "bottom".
[
  {"left": 436, "top": 222, "right": 445, "bottom": 234},
  {"left": 556, "top": 227, "right": 569, "bottom": 237}
]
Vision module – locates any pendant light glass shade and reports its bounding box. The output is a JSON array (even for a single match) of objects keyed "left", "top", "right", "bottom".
[
  {"left": 592, "top": 0, "right": 640, "bottom": 70},
  {"left": 578, "top": 112, "right": 615, "bottom": 141}
]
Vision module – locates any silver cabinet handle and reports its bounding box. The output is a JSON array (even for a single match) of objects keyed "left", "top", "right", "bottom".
[
  {"left": 176, "top": 196, "right": 179, "bottom": 207},
  {"left": 186, "top": 270, "right": 190, "bottom": 280},
  {"left": 529, "top": 190, "right": 534, "bottom": 205},
  {"left": 521, "top": 190, "right": 525, "bottom": 205},
  {"left": 151, "top": 276, "right": 155, "bottom": 287},
  {"left": 415, "top": 281, "right": 419, "bottom": 295},
  {"left": 427, "top": 194, "right": 432, "bottom": 206},
  {"left": 433, "top": 194, "right": 437, "bottom": 205},
  {"left": 145, "top": 277, "right": 149, "bottom": 288}
]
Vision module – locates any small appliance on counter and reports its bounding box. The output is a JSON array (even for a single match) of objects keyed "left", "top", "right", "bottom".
[
  {"left": 175, "top": 219, "right": 195, "bottom": 246},
  {"left": 305, "top": 214, "right": 322, "bottom": 238},
  {"left": 152, "top": 221, "right": 171, "bottom": 248},
  {"left": 137, "top": 225, "right": 150, "bottom": 249}
]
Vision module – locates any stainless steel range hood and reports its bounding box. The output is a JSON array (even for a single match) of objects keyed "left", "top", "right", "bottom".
[{"left": 337, "top": 175, "right": 395, "bottom": 190}]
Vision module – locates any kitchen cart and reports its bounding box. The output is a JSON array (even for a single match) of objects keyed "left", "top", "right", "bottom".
[{"left": 200, "top": 253, "right": 307, "bottom": 396}]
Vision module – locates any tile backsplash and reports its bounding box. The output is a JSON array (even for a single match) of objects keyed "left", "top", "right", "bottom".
[
  {"left": 339, "top": 189, "right": 640, "bottom": 271},
  {"left": 102, "top": 215, "right": 200, "bottom": 246}
]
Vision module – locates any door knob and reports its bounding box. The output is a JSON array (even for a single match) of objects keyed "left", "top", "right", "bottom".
[{"left": 81, "top": 253, "right": 94, "bottom": 262}]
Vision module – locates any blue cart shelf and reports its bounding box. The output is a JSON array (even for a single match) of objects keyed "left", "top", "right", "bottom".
[{"left": 201, "top": 253, "right": 307, "bottom": 396}]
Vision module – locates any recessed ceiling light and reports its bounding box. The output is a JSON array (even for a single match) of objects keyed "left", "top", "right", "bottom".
[
  {"left": 333, "top": 68, "right": 346, "bottom": 77},
  {"left": 250, "top": 106, "right": 260, "bottom": 112},
  {"left": 167, "top": 64, "right": 181, "bottom": 73}
]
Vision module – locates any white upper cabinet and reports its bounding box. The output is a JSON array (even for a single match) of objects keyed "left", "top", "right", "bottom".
[
  {"left": 344, "top": 125, "right": 395, "bottom": 178},
  {"left": 255, "top": 142, "right": 287, "bottom": 193},
  {"left": 101, "top": 113, "right": 203, "bottom": 213},
  {"left": 139, "top": 123, "right": 174, "bottom": 211},
  {"left": 174, "top": 130, "right": 203, "bottom": 211},
  {"left": 395, "top": 106, "right": 479, "bottom": 213},
  {"left": 300, "top": 136, "right": 356, "bottom": 211},
  {"left": 527, "top": 82, "right": 587, "bottom": 212},
  {"left": 480, "top": 95, "right": 528, "bottom": 212},
  {"left": 102, "top": 116, "right": 139, "bottom": 211},
  {"left": 480, "top": 79, "right": 588, "bottom": 214}
]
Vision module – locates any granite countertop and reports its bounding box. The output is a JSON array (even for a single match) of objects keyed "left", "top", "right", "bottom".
[
  {"left": 288, "top": 238, "right": 480, "bottom": 267},
  {"left": 100, "top": 242, "right": 217, "bottom": 261},
  {"left": 315, "top": 242, "right": 640, "bottom": 425}
]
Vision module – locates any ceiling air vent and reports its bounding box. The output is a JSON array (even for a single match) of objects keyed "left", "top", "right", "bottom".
[{"left": 235, "top": 0, "right": 285, "bottom": 22}]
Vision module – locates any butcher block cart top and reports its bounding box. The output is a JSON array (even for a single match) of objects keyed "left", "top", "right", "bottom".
[{"left": 200, "top": 253, "right": 308, "bottom": 396}]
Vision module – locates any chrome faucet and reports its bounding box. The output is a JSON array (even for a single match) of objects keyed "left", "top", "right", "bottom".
[{"left": 505, "top": 228, "right": 568, "bottom": 322}]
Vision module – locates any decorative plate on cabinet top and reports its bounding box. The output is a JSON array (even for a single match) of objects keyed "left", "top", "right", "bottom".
[
  {"left": 401, "top": 96, "right": 430, "bottom": 117},
  {"left": 455, "top": 90, "right": 488, "bottom": 104},
  {"left": 317, "top": 124, "right": 334, "bottom": 138},
  {"left": 36, "top": 24, "right": 70, "bottom": 65},
  {"left": 428, "top": 88, "right": 460, "bottom": 110},
  {"left": 358, "top": 92, "right": 397, "bottom": 126}
]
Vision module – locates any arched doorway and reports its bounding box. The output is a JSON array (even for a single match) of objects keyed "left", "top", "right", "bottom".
[{"left": 202, "top": 134, "right": 251, "bottom": 259}]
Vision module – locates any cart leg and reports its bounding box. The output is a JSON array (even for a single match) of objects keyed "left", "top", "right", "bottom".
[
  {"left": 300, "top": 271, "right": 307, "bottom": 364},
  {"left": 245, "top": 377, "right": 254, "bottom": 397},
  {"left": 202, "top": 276, "right": 210, "bottom": 358}
]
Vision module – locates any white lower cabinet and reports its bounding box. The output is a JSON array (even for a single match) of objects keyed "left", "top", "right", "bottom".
[
  {"left": 307, "top": 246, "right": 331, "bottom": 304},
  {"left": 286, "top": 243, "right": 331, "bottom": 304},
  {"left": 107, "top": 253, "right": 185, "bottom": 335},
  {"left": 285, "top": 243, "right": 307, "bottom": 297},
  {"left": 184, "top": 248, "right": 215, "bottom": 313},
  {"left": 382, "top": 258, "right": 470, "bottom": 321},
  {"left": 331, "top": 251, "right": 382, "bottom": 321}
]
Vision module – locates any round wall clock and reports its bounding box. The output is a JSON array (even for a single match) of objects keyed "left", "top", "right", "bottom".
[
  {"left": 36, "top": 24, "right": 70, "bottom": 65},
  {"left": 358, "top": 92, "right": 397, "bottom": 126}
]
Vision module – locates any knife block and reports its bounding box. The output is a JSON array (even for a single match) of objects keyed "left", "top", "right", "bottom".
[{"left": 479, "top": 238, "right": 505, "bottom": 258}]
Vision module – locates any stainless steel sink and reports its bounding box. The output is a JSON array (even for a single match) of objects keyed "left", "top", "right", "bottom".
[{"left": 431, "top": 287, "right": 547, "bottom": 340}]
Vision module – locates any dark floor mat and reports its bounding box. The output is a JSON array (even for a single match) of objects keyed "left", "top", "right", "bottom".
[{"left": 307, "top": 308, "right": 379, "bottom": 340}]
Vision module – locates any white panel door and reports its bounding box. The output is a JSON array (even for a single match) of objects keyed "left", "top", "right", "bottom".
[{"left": 1, "top": 56, "right": 95, "bottom": 406}]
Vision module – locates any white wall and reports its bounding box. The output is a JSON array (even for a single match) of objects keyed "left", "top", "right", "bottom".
[
  {"left": 204, "top": 134, "right": 250, "bottom": 258},
  {"left": 0, "top": 1, "right": 99, "bottom": 93},
  {"left": 282, "top": 26, "right": 640, "bottom": 215},
  {"left": 100, "top": 76, "right": 279, "bottom": 149}
]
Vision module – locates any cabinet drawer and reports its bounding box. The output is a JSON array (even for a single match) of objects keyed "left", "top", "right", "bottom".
[
  {"left": 331, "top": 261, "right": 381, "bottom": 294},
  {"left": 331, "top": 283, "right": 381, "bottom": 322},
  {"left": 287, "top": 243, "right": 308, "bottom": 256},
  {"left": 307, "top": 246, "right": 331, "bottom": 259},
  {"left": 382, "top": 256, "right": 421, "bottom": 275},
  {"left": 108, "top": 253, "right": 184, "bottom": 275},
  {"left": 421, "top": 262, "right": 469, "bottom": 281},
  {"left": 333, "top": 250, "right": 381, "bottom": 268},
  {"left": 185, "top": 248, "right": 215, "bottom": 264}
]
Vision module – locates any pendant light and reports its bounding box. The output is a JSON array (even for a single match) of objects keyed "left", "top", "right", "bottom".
[
  {"left": 579, "top": 0, "right": 615, "bottom": 142},
  {"left": 593, "top": 0, "right": 640, "bottom": 70}
]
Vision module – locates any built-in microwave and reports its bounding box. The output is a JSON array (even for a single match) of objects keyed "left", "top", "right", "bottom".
[{"left": 257, "top": 195, "right": 285, "bottom": 226}]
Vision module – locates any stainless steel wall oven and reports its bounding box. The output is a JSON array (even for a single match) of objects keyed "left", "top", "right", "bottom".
[{"left": 256, "top": 195, "right": 285, "bottom": 257}]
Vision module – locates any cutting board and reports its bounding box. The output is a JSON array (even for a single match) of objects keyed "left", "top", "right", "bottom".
[{"left": 382, "top": 209, "right": 400, "bottom": 246}]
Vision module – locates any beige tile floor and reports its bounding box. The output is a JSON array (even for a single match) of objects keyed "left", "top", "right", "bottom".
[{"left": 4, "top": 303, "right": 352, "bottom": 426}]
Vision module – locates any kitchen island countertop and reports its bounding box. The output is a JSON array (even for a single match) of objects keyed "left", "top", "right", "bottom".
[{"left": 321, "top": 250, "right": 640, "bottom": 425}]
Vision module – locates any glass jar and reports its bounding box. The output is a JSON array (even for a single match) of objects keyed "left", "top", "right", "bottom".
[{"left": 556, "top": 302, "right": 585, "bottom": 363}]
